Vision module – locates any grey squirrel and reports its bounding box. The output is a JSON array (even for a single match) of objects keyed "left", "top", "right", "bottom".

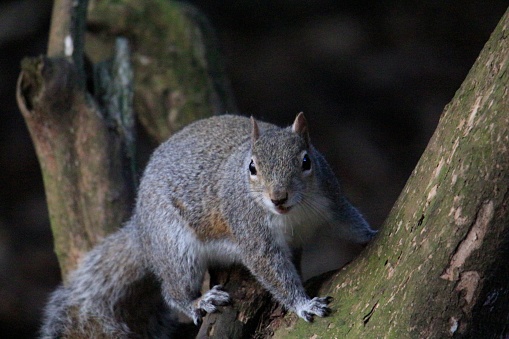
[{"left": 40, "top": 113, "right": 376, "bottom": 338}]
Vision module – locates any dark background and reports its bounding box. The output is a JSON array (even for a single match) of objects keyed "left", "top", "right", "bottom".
[{"left": 0, "top": 0, "right": 506, "bottom": 337}]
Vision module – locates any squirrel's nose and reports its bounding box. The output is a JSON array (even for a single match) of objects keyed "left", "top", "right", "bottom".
[{"left": 271, "top": 193, "right": 288, "bottom": 206}]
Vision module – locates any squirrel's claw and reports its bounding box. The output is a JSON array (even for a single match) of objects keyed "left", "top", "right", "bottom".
[
  {"left": 193, "top": 285, "right": 232, "bottom": 325},
  {"left": 201, "top": 285, "right": 231, "bottom": 309},
  {"left": 301, "top": 310, "right": 314, "bottom": 323},
  {"left": 297, "top": 296, "right": 333, "bottom": 322},
  {"left": 192, "top": 308, "right": 206, "bottom": 326}
]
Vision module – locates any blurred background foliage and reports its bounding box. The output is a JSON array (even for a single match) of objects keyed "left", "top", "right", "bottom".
[{"left": 0, "top": 0, "right": 507, "bottom": 337}]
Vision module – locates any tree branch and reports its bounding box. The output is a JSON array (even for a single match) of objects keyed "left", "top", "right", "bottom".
[
  {"left": 47, "top": 0, "right": 88, "bottom": 83},
  {"left": 16, "top": 0, "right": 135, "bottom": 278}
]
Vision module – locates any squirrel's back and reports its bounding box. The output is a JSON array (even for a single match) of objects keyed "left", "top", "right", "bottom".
[
  {"left": 137, "top": 114, "right": 276, "bottom": 242},
  {"left": 144, "top": 114, "right": 271, "bottom": 190}
]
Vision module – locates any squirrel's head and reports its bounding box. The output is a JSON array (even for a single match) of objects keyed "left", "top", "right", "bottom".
[{"left": 248, "top": 112, "right": 316, "bottom": 216}]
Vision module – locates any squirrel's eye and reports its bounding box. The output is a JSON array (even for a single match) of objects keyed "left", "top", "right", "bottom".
[
  {"left": 302, "top": 153, "right": 311, "bottom": 171},
  {"left": 249, "top": 159, "right": 257, "bottom": 175}
]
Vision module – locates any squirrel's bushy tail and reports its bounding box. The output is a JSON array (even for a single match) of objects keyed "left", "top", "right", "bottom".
[{"left": 39, "top": 221, "right": 175, "bottom": 338}]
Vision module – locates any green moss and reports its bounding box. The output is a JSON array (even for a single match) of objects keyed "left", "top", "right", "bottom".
[{"left": 88, "top": 0, "right": 221, "bottom": 141}]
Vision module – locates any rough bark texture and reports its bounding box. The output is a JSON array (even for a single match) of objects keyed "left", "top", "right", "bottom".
[
  {"left": 269, "top": 7, "right": 509, "bottom": 339},
  {"left": 16, "top": 0, "right": 136, "bottom": 279}
]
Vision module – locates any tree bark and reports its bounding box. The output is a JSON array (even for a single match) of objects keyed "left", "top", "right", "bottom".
[
  {"left": 269, "top": 7, "right": 509, "bottom": 338},
  {"left": 16, "top": 0, "right": 136, "bottom": 279}
]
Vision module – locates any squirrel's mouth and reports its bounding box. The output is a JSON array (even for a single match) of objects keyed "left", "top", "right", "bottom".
[{"left": 275, "top": 205, "right": 291, "bottom": 214}]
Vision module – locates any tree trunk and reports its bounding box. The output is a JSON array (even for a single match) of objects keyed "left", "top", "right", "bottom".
[{"left": 269, "top": 7, "right": 509, "bottom": 338}]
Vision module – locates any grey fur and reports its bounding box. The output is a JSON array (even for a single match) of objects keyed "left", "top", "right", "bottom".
[{"left": 40, "top": 114, "right": 376, "bottom": 337}]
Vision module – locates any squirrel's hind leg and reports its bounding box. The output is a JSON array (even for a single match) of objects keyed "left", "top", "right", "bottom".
[
  {"left": 146, "top": 215, "right": 231, "bottom": 326},
  {"left": 159, "top": 260, "right": 231, "bottom": 326}
]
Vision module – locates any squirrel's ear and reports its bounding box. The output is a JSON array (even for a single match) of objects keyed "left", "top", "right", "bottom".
[
  {"left": 292, "top": 112, "right": 310, "bottom": 145},
  {"left": 251, "top": 116, "right": 260, "bottom": 144}
]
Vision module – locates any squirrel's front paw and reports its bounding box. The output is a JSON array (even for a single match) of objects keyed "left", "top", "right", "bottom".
[
  {"left": 193, "top": 285, "right": 231, "bottom": 325},
  {"left": 297, "top": 296, "right": 333, "bottom": 322}
]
